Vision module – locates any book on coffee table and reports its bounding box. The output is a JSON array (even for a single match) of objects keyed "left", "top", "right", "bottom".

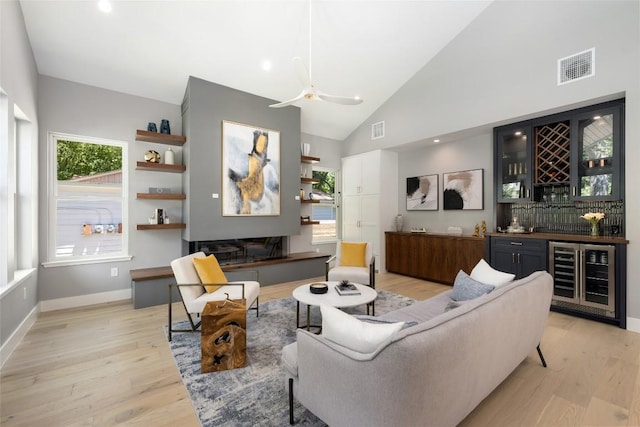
[{"left": 335, "top": 282, "right": 361, "bottom": 296}]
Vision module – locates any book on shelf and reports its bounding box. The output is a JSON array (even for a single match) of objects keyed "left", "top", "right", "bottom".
[{"left": 335, "top": 282, "right": 361, "bottom": 296}]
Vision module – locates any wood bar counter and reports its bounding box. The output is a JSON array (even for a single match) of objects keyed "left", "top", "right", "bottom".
[{"left": 385, "top": 231, "right": 486, "bottom": 285}]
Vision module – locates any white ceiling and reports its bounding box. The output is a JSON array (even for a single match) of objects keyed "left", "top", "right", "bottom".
[{"left": 19, "top": 0, "right": 492, "bottom": 141}]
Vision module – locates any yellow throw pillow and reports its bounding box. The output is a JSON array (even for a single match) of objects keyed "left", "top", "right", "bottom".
[
  {"left": 192, "top": 255, "right": 228, "bottom": 293},
  {"left": 340, "top": 242, "right": 367, "bottom": 267}
]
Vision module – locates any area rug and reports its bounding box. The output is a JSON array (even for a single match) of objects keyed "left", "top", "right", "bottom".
[{"left": 168, "top": 290, "right": 415, "bottom": 427}]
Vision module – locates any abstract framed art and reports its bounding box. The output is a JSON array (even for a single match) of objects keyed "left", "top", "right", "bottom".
[
  {"left": 442, "top": 168, "right": 484, "bottom": 210},
  {"left": 222, "top": 120, "right": 280, "bottom": 216},
  {"left": 406, "top": 174, "right": 438, "bottom": 211}
]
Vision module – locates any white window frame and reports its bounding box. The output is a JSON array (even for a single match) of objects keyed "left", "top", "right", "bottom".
[
  {"left": 311, "top": 167, "right": 340, "bottom": 244},
  {"left": 44, "top": 132, "right": 131, "bottom": 267}
]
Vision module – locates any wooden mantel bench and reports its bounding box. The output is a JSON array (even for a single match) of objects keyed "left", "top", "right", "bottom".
[{"left": 130, "top": 251, "right": 330, "bottom": 309}]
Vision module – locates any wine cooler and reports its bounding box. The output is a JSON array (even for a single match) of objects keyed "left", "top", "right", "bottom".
[{"left": 549, "top": 241, "right": 615, "bottom": 318}]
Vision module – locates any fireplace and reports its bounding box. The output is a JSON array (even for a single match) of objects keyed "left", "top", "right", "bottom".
[{"left": 187, "top": 236, "right": 286, "bottom": 266}]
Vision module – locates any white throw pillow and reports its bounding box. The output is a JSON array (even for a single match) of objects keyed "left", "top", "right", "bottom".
[
  {"left": 320, "top": 305, "right": 404, "bottom": 353},
  {"left": 470, "top": 259, "right": 515, "bottom": 288}
]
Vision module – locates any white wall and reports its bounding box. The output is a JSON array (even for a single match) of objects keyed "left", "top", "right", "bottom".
[{"left": 343, "top": 0, "right": 640, "bottom": 326}]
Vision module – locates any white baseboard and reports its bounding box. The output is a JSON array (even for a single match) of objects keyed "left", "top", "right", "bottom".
[
  {"left": 626, "top": 317, "right": 640, "bottom": 333},
  {"left": 0, "top": 304, "right": 39, "bottom": 368},
  {"left": 40, "top": 289, "right": 131, "bottom": 312}
]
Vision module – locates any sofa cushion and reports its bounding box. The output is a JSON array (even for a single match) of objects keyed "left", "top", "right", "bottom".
[
  {"left": 470, "top": 259, "right": 515, "bottom": 288},
  {"left": 354, "top": 315, "right": 418, "bottom": 329},
  {"left": 327, "top": 266, "right": 370, "bottom": 285},
  {"left": 321, "top": 305, "right": 404, "bottom": 353},
  {"left": 192, "top": 255, "right": 228, "bottom": 293},
  {"left": 452, "top": 270, "right": 495, "bottom": 301}
]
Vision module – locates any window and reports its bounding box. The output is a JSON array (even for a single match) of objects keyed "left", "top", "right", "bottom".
[
  {"left": 46, "top": 133, "right": 129, "bottom": 265},
  {"left": 311, "top": 168, "right": 339, "bottom": 243}
]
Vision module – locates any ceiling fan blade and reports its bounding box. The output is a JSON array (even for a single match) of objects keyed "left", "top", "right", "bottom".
[
  {"left": 268, "top": 89, "right": 307, "bottom": 108},
  {"left": 292, "top": 57, "right": 312, "bottom": 88},
  {"left": 317, "top": 91, "right": 363, "bottom": 105}
]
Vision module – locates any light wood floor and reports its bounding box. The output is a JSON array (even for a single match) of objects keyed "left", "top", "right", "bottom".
[{"left": 1, "top": 273, "right": 639, "bottom": 426}]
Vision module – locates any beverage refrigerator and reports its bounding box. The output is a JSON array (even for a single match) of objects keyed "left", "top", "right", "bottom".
[{"left": 549, "top": 241, "right": 615, "bottom": 319}]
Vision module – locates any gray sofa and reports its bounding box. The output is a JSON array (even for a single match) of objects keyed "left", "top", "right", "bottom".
[{"left": 282, "top": 270, "right": 553, "bottom": 426}]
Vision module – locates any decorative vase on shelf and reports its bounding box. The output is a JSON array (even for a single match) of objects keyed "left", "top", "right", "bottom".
[
  {"left": 147, "top": 122, "right": 157, "bottom": 132},
  {"left": 591, "top": 223, "right": 599, "bottom": 236},
  {"left": 395, "top": 214, "right": 404, "bottom": 232},
  {"left": 160, "top": 119, "right": 171, "bottom": 134},
  {"left": 164, "top": 147, "right": 175, "bottom": 165}
]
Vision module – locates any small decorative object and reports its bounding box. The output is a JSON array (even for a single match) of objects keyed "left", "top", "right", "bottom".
[
  {"left": 308, "top": 192, "right": 313, "bottom": 200},
  {"left": 580, "top": 212, "right": 605, "bottom": 236},
  {"left": 160, "top": 119, "right": 171, "bottom": 134},
  {"left": 155, "top": 208, "right": 164, "bottom": 224},
  {"left": 164, "top": 215, "right": 171, "bottom": 225},
  {"left": 144, "top": 150, "right": 160, "bottom": 163},
  {"left": 117, "top": 223, "right": 122, "bottom": 233},
  {"left": 480, "top": 220, "right": 487, "bottom": 237},
  {"left": 149, "top": 187, "right": 171, "bottom": 194},
  {"left": 611, "top": 225, "right": 620, "bottom": 235},
  {"left": 309, "top": 282, "right": 328, "bottom": 294},
  {"left": 94, "top": 224, "right": 104, "bottom": 234},
  {"left": 147, "top": 122, "right": 157, "bottom": 132},
  {"left": 82, "top": 224, "right": 92, "bottom": 235},
  {"left": 395, "top": 214, "right": 404, "bottom": 232},
  {"left": 299, "top": 188, "right": 305, "bottom": 200},
  {"left": 164, "top": 147, "right": 175, "bottom": 165},
  {"left": 148, "top": 216, "right": 157, "bottom": 225},
  {"left": 473, "top": 224, "right": 480, "bottom": 237},
  {"left": 301, "top": 215, "right": 310, "bottom": 222},
  {"left": 301, "top": 143, "right": 310, "bottom": 156},
  {"left": 600, "top": 252, "right": 608, "bottom": 264},
  {"left": 106, "top": 224, "right": 116, "bottom": 233}
]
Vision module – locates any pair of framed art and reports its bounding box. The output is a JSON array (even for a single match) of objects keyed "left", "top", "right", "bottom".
[{"left": 406, "top": 169, "right": 484, "bottom": 211}]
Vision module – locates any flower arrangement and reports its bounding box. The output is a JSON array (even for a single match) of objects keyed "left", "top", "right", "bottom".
[{"left": 580, "top": 212, "right": 605, "bottom": 236}]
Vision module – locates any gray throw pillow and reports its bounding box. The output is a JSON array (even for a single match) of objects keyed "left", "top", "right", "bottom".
[
  {"left": 451, "top": 270, "right": 495, "bottom": 301},
  {"left": 353, "top": 315, "right": 418, "bottom": 329}
]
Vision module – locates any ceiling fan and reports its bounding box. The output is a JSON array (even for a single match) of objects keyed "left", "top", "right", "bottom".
[{"left": 269, "top": 1, "right": 363, "bottom": 108}]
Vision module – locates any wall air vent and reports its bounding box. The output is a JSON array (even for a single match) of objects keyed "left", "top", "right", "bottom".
[
  {"left": 371, "top": 121, "right": 385, "bottom": 140},
  {"left": 558, "top": 48, "right": 595, "bottom": 85}
]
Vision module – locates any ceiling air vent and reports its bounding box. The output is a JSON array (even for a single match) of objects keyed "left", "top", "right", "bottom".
[
  {"left": 371, "top": 121, "right": 385, "bottom": 140},
  {"left": 558, "top": 48, "right": 595, "bottom": 85}
]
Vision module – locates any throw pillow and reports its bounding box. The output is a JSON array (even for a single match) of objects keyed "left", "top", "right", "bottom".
[
  {"left": 451, "top": 270, "right": 495, "bottom": 301},
  {"left": 340, "top": 242, "right": 367, "bottom": 267},
  {"left": 321, "top": 305, "right": 404, "bottom": 353},
  {"left": 470, "top": 259, "right": 515, "bottom": 288},
  {"left": 192, "top": 255, "right": 228, "bottom": 293},
  {"left": 353, "top": 315, "right": 418, "bottom": 329}
]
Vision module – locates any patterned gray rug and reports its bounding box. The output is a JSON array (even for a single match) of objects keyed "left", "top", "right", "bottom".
[{"left": 168, "top": 290, "right": 415, "bottom": 427}]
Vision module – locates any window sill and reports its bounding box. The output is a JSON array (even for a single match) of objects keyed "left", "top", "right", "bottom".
[
  {"left": 0, "top": 268, "right": 37, "bottom": 298},
  {"left": 312, "top": 238, "right": 339, "bottom": 245},
  {"left": 42, "top": 255, "right": 133, "bottom": 268}
]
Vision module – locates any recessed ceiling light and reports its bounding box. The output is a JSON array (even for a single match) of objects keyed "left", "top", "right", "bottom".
[
  {"left": 354, "top": 95, "right": 361, "bottom": 101},
  {"left": 261, "top": 61, "right": 272, "bottom": 72},
  {"left": 515, "top": 131, "right": 522, "bottom": 136},
  {"left": 593, "top": 115, "right": 601, "bottom": 120},
  {"left": 433, "top": 139, "right": 440, "bottom": 143},
  {"left": 98, "top": 0, "right": 112, "bottom": 13}
]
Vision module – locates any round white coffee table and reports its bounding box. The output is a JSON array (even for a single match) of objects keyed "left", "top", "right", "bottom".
[{"left": 292, "top": 281, "right": 377, "bottom": 331}]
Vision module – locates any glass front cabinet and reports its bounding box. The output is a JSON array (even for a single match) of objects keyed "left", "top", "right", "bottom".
[
  {"left": 496, "top": 126, "right": 532, "bottom": 202},
  {"left": 571, "top": 102, "right": 624, "bottom": 201}
]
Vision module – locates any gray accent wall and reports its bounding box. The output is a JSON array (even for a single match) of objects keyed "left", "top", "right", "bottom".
[
  {"left": 181, "top": 76, "right": 301, "bottom": 243},
  {"left": 1, "top": 0, "right": 39, "bottom": 351},
  {"left": 343, "top": 1, "right": 640, "bottom": 323},
  {"left": 37, "top": 76, "right": 184, "bottom": 301}
]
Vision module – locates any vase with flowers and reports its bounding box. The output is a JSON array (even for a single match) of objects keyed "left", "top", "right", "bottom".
[{"left": 580, "top": 212, "right": 605, "bottom": 236}]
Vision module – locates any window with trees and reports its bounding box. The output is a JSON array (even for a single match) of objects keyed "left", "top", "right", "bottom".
[
  {"left": 47, "top": 133, "right": 128, "bottom": 264},
  {"left": 311, "top": 168, "right": 338, "bottom": 243}
]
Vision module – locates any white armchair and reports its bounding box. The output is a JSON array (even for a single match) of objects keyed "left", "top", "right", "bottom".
[
  {"left": 168, "top": 251, "right": 260, "bottom": 341},
  {"left": 325, "top": 241, "right": 375, "bottom": 313}
]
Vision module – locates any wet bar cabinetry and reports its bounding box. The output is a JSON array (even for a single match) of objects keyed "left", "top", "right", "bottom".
[
  {"left": 385, "top": 232, "right": 485, "bottom": 285},
  {"left": 494, "top": 99, "right": 625, "bottom": 235}
]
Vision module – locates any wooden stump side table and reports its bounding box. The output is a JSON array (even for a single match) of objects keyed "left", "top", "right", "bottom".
[{"left": 201, "top": 298, "right": 247, "bottom": 373}]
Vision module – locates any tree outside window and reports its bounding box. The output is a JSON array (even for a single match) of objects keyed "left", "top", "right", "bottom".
[{"left": 311, "top": 169, "right": 338, "bottom": 242}]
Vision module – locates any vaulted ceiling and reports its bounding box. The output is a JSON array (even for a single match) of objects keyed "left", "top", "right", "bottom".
[{"left": 19, "top": 0, "right": 492, "bottom": 140}]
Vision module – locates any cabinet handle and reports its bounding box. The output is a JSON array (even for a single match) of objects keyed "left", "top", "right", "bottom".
[
  {"left": 526, "top": 189, "right": 530, "bottom": 198},
  {"left": 517, "top": 253, "right": 521, "bottom": 264},
  {"left": 512, "top": 253, "right": 516, "bottom": 263},
  {"left": 572, "top": 186, "right": 577, "bottom": 196},
  {"left": 509, "top": 242, "right": 523, "bottom": 246}
]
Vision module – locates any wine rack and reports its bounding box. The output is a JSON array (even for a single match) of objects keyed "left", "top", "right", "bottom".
[{"left": 535, "top": 121, "right": 570, "bottom": 184}]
